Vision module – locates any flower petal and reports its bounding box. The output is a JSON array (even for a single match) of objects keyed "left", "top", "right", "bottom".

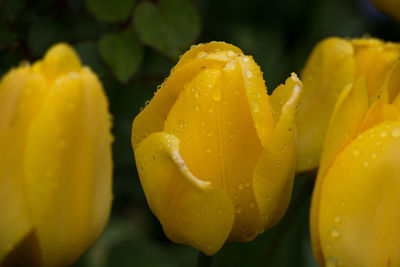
[
  {"left": 316, "top": 120, "right": 400, "bottom": 266},
  {"left": 134, "top": 132, "right": 234, "bottom": 255},
  {"left": 253, "top": 74, "right": 302, "bottom": 230},
  {"left": 297, "top": 38, "right": 354, "bottom": 172},
  {"left": 0, "top": 68, "right": 44, "bottom": 262},
  {"left": 238, "top": 55, "right": 275, "bottom": 147},
  {"left": 351, "top": 38, "right": 400, "bottom": 98},
  {"left": 24, "top": 69, "right": 113, "bottom": 266},
  {"left": 131, "top": 44, "right": 243, "bottom": 150},
  {"left": 318, "top": 77, "right": 369, "bottom": 177},
  {"left": 162, "top": 59, "right": 264, "bottom": 241}
]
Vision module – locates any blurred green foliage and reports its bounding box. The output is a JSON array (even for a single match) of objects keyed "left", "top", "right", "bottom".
[{"left": 0, "top": 0, "right": 399, "bottom": 266}]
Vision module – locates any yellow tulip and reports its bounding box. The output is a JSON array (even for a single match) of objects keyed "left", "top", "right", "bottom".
[
  {"left": 131, "top": 42, "right": 302, "bottom": 255},
  {"left": 310, "top": 57, "right": 400, "bottom": 266},
  {"left": 0, "top": 44, "right": 113, "bottom": 266},
  {"left": 370, "top": 0, "right": 400, "bottom": 22},
  {"left": 297, "top": 37, "right": 400, "bottom": 172}
]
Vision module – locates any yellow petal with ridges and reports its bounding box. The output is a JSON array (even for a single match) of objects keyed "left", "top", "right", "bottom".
[
  {"left": 297, "top": 37, "right": 354, "bottom": 172},
  {"left": 41, "top": 43, "right": 82, "bottom": 82},
  {"left": 253, "top": 74, "right": 302, "bottom": 230},
  {"left": 131, "top": 43, "right": 244, "bottom": 150},
  {"left": 175, "top": 41, "right": 243, "bottom": 69},
  {"left": 318, "top": 78, "right": 369, "bottom": 177},
  {"left": 24, "top": 69, "right": 113, "bottom": 266},
  {"left": 316, "top": 120, "right": 400, "bottom": 267},
  {"left": 134, "top": 132, "right": 234, "bottom": 255},
  {"left": 163, "top": 58, "right": 265, "bottom": 241},
  {"left": 351, "top": 38, "right": 400, "bottom": 99},
  {"left": 0, "top": 67, "right": 46, "bottom": 262},
  {"left": 238, "top": 55, "right": 275, "bottom": 147}
]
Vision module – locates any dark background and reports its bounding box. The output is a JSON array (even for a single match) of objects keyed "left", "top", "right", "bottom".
[{"left": 0, "top": 0, "right": 398, "bottom": 266}]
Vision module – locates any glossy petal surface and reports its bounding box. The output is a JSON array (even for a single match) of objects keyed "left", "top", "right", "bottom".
[
  {"left": 297, "top": 38, "right": 354, "bottom": 172},
  {"left": 24, "top": 68, "right": 113, "bottom": 266},
  {"left": 316, "top": 121, "right": 400, "bottom": 267},
  {"left": 135, "top": 132, "right": 234, "bottom": 255},
  {"left": 253, "top": 74, "right": 302, "bottom": 230}
]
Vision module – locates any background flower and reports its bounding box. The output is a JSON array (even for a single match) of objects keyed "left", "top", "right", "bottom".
[
  {"left": 310, "top": 58, "right": 400, "bottom": 267},
  {"left": 0, "top": 43, "right": 113, "bottom": 266}
]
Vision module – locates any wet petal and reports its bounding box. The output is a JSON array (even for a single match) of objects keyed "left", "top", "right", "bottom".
[
  {"left": 163, "top": 59, "right": 264, "bottom": 241},
  {"left": 351, "top": 38, "right": 400, "bottom": 98},
  {"left": 318, "top": 78, "right": 369, "bottom": 177},
  {"left": 238, "top": 55, "right": 275, "bottom": 147},
  {"left": 253, "top": 74, "right": 302, "bottom": 230},
  {"left": 131, "top": 43, "right": 244, "bottom": 150},
  {"left": 134, "top": 132, "right": 234, "bottom": 255},
  {"left": 24, "top": 69, "right": 113, "bottom": 266},
  {"left": 297, "top": 38, "right": 354, "bottom": 172},
  {"left": 0, "top": 68, "right": 45, "bottom": 262},
  {"left": 316, "top": 120, "right": 400, "bottom": 266}
]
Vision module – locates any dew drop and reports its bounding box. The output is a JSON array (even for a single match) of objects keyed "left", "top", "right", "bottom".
[
  {"left": 253, "top": 102, "right": 259, "bottom": 113},
  {"left": 227, "top": 50, "right": 235, "bottom": 57},
  {"left": 197, "top": 51, "right": 208, "bottom": 59},
  {"left": 212, "top": 86, "right": 222, "bottom": 101},
  {"left": 246, "top": 70, "right": 253, "bottom": 78},
  {"left": 243, "top": 57, "right": 249, "bottom": 62},
  {"left": 391, "top": 128, "right": 400, "bottom": 138},
  {"left": 326, "top": 257, "right": 337, "bottom": 267},
  {"left": 245, "top": 182, "right": 250, "bottom": 188},
  {"left": 195, "top": 104, "right": 200, "bottom": 111},
  {"left": 238, "top": 183, "right": 244, "bottom": 190},
  {"left": 192, "top": 88, "right": 200, "bottom": 98},
  {"left": 376, "top": 140, "right": 382, "bottom": 146},
  {"left": 352, "top": 149, "right": 360, "bottom": 156},
  {"left": 334, "top": 215, "right": 341, "bottom": 223},
  {"left": 235, "top": 204, "right": 243, "bottom": 214},
  {"left": 363, "top": 161, "right": 369, "bottom": 167},
  {"left": 381, "top": 131, "right": 388, "bottom": 138},
  {"left": 371, "top": 152, "right": 377, "bottom": 159},
  {"left": 331, "top": 228, "right": 340, "bottom": 238}
]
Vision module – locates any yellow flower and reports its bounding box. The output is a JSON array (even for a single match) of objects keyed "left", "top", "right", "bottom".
[
  {"left": 370, "top": 0, "right": 400, "bottom": 22},
  {"left": 297, "top": 37, "right": 400, "bottom": 172},
  {"left": 0, "top": 44, "right": 113, "bottom": 266},
  {"left": 310, "top": 57, "right": 400, "bottom": 266},
  {"left": 131, "top": 42, "right": 302, "bottom": 255}
]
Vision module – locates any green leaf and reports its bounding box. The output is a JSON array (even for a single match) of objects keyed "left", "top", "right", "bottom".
[
  {"left": 133, "top": 0, "right": 201, "bottom": 61},
  {"left": 85, "top": 0, "right": 136, "bottom": 22},
  {"left": 98, "top": 29, "right": 143, "bottom": 83}
]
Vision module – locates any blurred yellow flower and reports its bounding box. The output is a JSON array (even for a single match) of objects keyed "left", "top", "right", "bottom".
[
  {"left": 310, "top": 57, "right": 400, "bottom": 266},
  {"left": 0, "top": 44, "right": 113, "bottom": 266},
  {"left": 371, "top": 0, "right": 400, "bottom": 22},
  {"left": 131, "top": 42, "right": 302, "bottom": 255},
  {"left": 297, "top": 37, "right": 400, "bottom": 172}
]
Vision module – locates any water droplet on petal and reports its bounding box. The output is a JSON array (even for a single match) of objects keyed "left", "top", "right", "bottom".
[
  {"left": 238, "top": 183, "right": 244, "bottom": 190},
  {"left": 235, "top": 204, "right": 243, "bottom": 214},
  {"left": 331, "top": 228, "right": 340, "bottom": 238},
  {"left": 227, "top": 50, "right": 234, "bottom": 57},
  {"left": 197, "top": 51, "right": 208, "bottom": 59},
  {"left": 334, "top": 215, "right": 341, "bottom": 223},
  {"left": 391, "top": 128, "right": 400, "bottom": 138},
  {"left": 371, "top": 152, "right": 377, "bottom": 159},
  {"left": 381, "top": 131, "right": 388, "bottom": 138},
  {"left": 326, "top": 257, "right": 337, "bottom": 267},
  {"left": 195, "top": 104, "right": 200, "bottom": 111},
  {"left": 363, "top": 161, "right": 369, "bottom": 167},
  {"left": 253, "top": 102, "right": 259, "bottom": 113},
  {"left": 246, "top": 70, "right": 253, "bottom": 78},
  {"left": 352, "top": 149, "right": 360, "bottom": 156}
]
